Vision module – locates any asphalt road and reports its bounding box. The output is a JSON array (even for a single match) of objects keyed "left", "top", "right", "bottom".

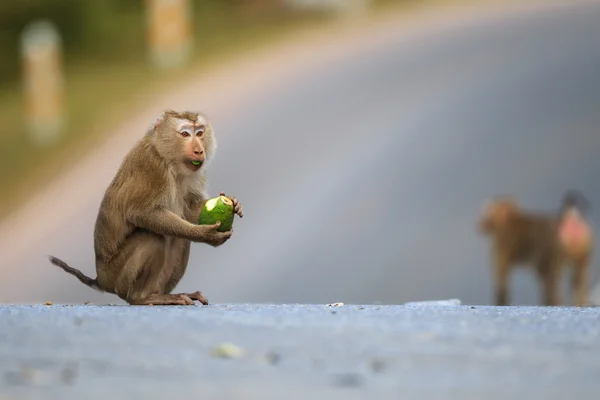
[
  {"left": 1, "top": 304, "right": 599, "bottom": 400},
  {"left": 1, "top": 0, "right": 600, "bottom": 306}
]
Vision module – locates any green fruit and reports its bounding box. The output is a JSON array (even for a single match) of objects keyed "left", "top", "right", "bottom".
[{"left": 198, "top": 195, "right": 235, "bottom": 232}]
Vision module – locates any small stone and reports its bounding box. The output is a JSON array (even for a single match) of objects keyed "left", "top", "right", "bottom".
[
  {"left": 369, "top": 358, "right": 386, "bottom": 373},
  {"left": 44, "top": 302, "right": 52, "bottom": 306},
  {"left": 327, "top": 302, "right": 344, "bottom": 307},
  {"left": 264, "top": 351, "right": 281, "bottom": 365}
]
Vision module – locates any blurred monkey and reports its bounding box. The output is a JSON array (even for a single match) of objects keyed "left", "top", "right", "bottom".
[
  {"left": 478, "top": 196, "right": 563, "bottom": 306},
  {"left": 479, "top": 191, "right": 594, "bottom": 307}
]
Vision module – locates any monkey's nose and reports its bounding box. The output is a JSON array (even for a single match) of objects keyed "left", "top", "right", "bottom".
[{"left": 193, "top": 150, "right": 204, "bottom": 155}]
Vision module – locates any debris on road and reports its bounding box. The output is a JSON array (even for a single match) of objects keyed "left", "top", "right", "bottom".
[
  {"left": 210, "top": 342, "right": 245, "bottom": 359},
  {"left": 368, "top": 358, "right": 386, "bottom": 373},
  {"left": 327, "top": 302, "right": 344, "bottom": 307},
  {"left": 404, "top": 298, "right": 462, "bottom": 307},
  {"left": 59, "top": 363, "right": 78, "bottom": 385},
  {"left": 263, "top": 351, "right": 281, "bottom": 365},
  {"left": 44, "top": 302, "right": 52, "bottom": 306}
]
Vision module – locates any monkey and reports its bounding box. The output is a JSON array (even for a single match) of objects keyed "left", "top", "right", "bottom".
[
  {"left": 478, "top": 196, "right": 564, "bottom": 306},
  {"left": 556, "top": 190, "right": 594, "bottom": 307},
  {"left": 48, "top": 109, "right": 243, "bottom": 306}
]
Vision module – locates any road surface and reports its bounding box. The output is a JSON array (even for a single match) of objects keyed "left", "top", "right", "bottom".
[
  {"left": 1, "top": 304, "right": 600, "bottom": 399},
  {"left": 1, "top": 0, "right": 600, "bottom": 306}
]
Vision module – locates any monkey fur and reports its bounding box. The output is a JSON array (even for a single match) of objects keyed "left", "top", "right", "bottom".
[{"left": 48, "top": 109, "right": 243, "bottom": 306}]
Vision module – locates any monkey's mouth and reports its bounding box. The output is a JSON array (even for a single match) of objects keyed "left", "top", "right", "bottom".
[{"left": 186, "top": 160, "right": 203, "bottom": 171}]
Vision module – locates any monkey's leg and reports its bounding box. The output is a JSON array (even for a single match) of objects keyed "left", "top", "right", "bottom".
[
  {"left": 111, "top": 231, "right": 196, "bottom": 306},
  {"left": 163, "top": 239, "right": 209, "bottom": 305},
  {"left": 572, "top": 256, "right": 590, "bottom": 307},
  {"left": 128, "top": 293, "right": 194, "bottom": 306},
  {"left": 538, "top": 259, "right": 563, "bottom": 306},
  {"left": 494, "top": 258, "right": 510, "bottom": 306}
]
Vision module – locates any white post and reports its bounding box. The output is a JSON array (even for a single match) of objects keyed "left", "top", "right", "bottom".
[
  {"left": 146, "top": 0, "right": 193, "bottom": 69},
  {"left": 20, "top": 20, "right": 66, "bottom": 147}
]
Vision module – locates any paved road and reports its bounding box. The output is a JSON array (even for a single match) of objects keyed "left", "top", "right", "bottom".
[
  {"left": 2, "top": 0, "right": 600, "bottom": 306},
  {"left": 1, "top": 304, "right": 599, "bottom": 399}
]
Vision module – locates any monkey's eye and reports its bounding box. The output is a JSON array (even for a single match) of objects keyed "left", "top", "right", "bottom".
[
  {"left": 179, "top": 130, "right": 191, "bottom": 137},
  {"left": 195, "top": 126, "right": 206, "bottom": 136}
]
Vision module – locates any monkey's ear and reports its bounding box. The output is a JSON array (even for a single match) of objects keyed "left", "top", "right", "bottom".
[{"left": 153, "top": 114, "right": 166, "bottom": 131}]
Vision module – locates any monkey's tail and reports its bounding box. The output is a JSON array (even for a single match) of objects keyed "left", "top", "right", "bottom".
[{"left": 47, "top": 255, "right": 104, "bottom": 293}]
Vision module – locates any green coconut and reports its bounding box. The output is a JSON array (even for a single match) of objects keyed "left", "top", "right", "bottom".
[{"left": 198, "top": 195, "right": 235, "bottom": 232}]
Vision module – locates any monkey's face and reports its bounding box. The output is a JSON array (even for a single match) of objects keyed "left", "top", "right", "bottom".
[
  {"left": 155, "top": 111, "right": 217, "bottom": 174},
  {"left": 175, "top": 118, "right": 207, "bottom": 172}
]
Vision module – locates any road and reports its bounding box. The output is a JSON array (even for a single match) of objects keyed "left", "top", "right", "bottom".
[
  {"left": 1, "top": 304, "right": 600, "bottom": 399},
  {"left": 1, "top": 0, "right": 600, "bottom": 306}
]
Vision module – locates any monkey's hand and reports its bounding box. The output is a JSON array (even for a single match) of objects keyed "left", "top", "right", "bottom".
[
  {"left": 220, "top": 192, "right": 243, "bottom": 218},
  {"left": 198, "top": 221, "right": 232, "bottom": 247}
]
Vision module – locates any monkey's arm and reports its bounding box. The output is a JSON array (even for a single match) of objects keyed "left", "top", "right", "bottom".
[
  {"left": 123, "top": 178, "right": 226, "bottom": 244},
  {"left": 128, "top": 207, "right": 229, "bottom": 245}
]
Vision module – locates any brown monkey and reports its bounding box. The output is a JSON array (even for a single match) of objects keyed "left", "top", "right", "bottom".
[
  {"left": 48, "top": 109, "right": 243, "bottom": 306},
  {"left": 478, "top": 196, "right": 564, "bottom": 306},
  {"left": 556, "top": 190, "right": 594, "bottom": 306}
]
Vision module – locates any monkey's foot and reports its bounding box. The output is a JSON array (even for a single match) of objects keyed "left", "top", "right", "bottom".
[
  {"left": 131, "top": 294, "right": 195, "bottom": 306},
  {"left": 179, "top": 291, "right": 209, "bottom": 305}
]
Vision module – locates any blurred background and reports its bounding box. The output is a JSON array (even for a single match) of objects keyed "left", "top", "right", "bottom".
[{"left": 1, "top": 0, "right": 600, "bottom": 306}]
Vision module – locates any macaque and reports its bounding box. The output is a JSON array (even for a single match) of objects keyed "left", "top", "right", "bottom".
[
  {"left": 478, "top": 196, "right": 564, "bottom": 306},
  {"left": 556, "top": 190, "right": 594, "bottom": 306},
  {"left": 479, "top": 192, "right": 595, "bottom": 307},
  {"left": 48, "top": 109, "right": 243, "bottom": 306}
]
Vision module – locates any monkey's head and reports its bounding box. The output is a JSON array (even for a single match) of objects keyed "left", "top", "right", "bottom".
[
  {"left": 478, "top": 197, "right": 519, "bottom": 235},
  {"left": 152, "top": 109, "right": 217, "bottom": 175}
]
